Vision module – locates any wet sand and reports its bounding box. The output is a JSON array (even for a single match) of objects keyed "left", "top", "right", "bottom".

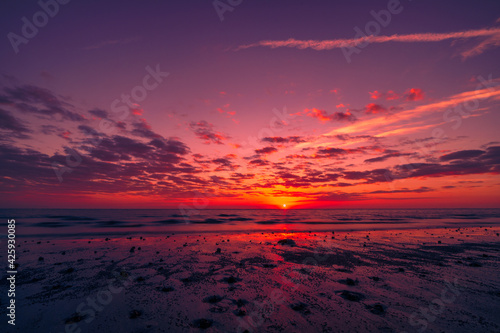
[{"left": 2, "top": 226, "right": 500, "bottom": 332}]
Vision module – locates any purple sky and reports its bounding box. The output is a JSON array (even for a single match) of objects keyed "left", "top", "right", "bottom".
[{"left": 1, "top": 0, "right": 499, "bottom": 208}]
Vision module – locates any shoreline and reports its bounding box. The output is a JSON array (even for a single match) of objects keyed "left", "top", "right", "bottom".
[
  {"left": 2, "top": 226, "right": 499, "bottom": 332},
  {"left": 11, "top": 219, "right": 500, "bottom": 240}
]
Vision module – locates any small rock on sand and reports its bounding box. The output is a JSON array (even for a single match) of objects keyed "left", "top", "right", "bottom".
[
  {"left": 290, "top": 302, "right": 311, "bottom": 314},
  {"left": 223, "top": 276, "right": 241, "bottom": 284},
  {"left": 233, "top": 309, "right": 247, "bottom": 317},
  {"left": 60, "top": 267, "right": 74, "bottom": 274},
  {"left": 277, "top": 239, "right": 296, "bottom": 246},
  {"left": 129, "top": 310, "right": 141, "bottom": 319},
  {"left": 65, "top": 313, "right": 85, "bottom": 324},
  {"left": 366, "top": 303, "right": 385, "bottom": 315},
  {"left": 234, "top": 299, "right": 248, "bottom": 307},
  {"left": 192, "top": 318, "right": 213, "bottom": 329},
  {"left": 203, "top": 295, "right": 223, "bottom": 304},
  {"left": 339, "top": 278, "right": 358, "bottom": 286},
  {"left": 339, "top": 290, "right": 364, "bottom": 302}
]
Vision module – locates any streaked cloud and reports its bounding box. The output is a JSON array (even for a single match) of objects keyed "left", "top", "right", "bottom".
[
  {"left": 238, "top": 27, "right": 500, "bottom": 58},
  {"left": 327, "top": 83, "right": 500, "bottom": 137}
]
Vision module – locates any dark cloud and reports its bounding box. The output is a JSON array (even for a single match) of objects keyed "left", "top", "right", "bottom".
[
  {"left": 3, "top": 85, "right": 85, "bottom": 121},
  {"left": 78, "top": 124, "right": 102, "bottom": 137},
  {"left": 249, "top": 159, "right": 269, "bottom": 167},
  {"left": 131, "top": 120, "right": 161, "bottom": 139},
  {"left": 80, "top": 135, "right": 191, "bottom": 167},
  {"left": 364, "top": 152, "right": 412, "bottom": 163},
  {"left": 0, "top": 94, "right": 12, "bottom": 104},
  {"left": 315, "top": 147, "right": 363, "bottom": 158},
  {"left": 330, "top": 147, "right": 500, "bottom": 185},
  {"left": 189, "top": 120, "right": 228, "bottom": 144},
  {"left": 334, "top": 134, "right": 377, "bottom": 142},
  {"left": 261, "top": 136, "right": 305, "bottom": 144},
  {"left": 211, "top": 157, "right": 239, "bottom": 171},
  {"left": 88, "top": 108, "right": 108, "bottom": 119},
  {"left": 89, "top": 148, "right": 124, "bottom": 162},
  {"left": 255, "top": 146, "right": 278, "bottom": 155},
  {"left": 0, "top": 108, "right": 31, "bottom": 138},
  {"left": 364, "top": 103, "right": 387, "bottom": 114},
  {"left": 40, "top": 125, "right": 64, "bottom": 135},
  {"left": 440, "top": 150, "right": 485, "bottom": 161},
  {"left": 331, "top": 111, "right": 357, "bottom": 121},
  {"left": 229, "top": 173, "right": 255, "bottom": 182},
  {"left": 304, "top": 108, "right": 357, "bottom": 122},
  {"left": 286, "top": 147, "right": 364, "bottom": 160},
  {"left": 481, "top": 141, "right": 500, "bottom": 148},
  {"left": 343, "top": 169, "right": 392, "bottom": 184},
  {"left": 405, "top": 88, "right": 424, "bottom": 101},
  {"left": 149, "top": 138, "right": 190, "bottom": 155},
  {"left": 368, "top": 186, "right": 433, "bottom": 194},
  {"left": 395, "top": 146, "right": 500, "bottom": 179},
  {"left": 333, "top": 182, "right": 355, "bottom": 187}
]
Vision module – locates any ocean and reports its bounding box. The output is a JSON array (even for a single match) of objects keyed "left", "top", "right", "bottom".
[{"left": 1, "top": 208, "right": 500, "bottom": 239}]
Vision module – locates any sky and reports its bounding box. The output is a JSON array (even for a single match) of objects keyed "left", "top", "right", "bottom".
[{"left": 0, "top": 0, "right": 499, "bottom": 209}]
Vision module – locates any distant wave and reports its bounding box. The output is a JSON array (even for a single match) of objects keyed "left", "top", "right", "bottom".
[
  {"left": 255, "top": 220, "right": 412, "bottom": 225},
  {"left": 154, "top": 219, "right": 183, "bottom": 224},
  {"left": 95, "top": 220, "right": 146, "bottom": 228},
  {"left": 43, "top": 215, "right": 97, "bottom": 221},
  {"left": 3, "top": 208, "right": 499, "bottom": 237},
  {"left": 193, "top": 218, "right": 226, "bottom": 224},
  {"left": 34, "top": 221, "right": 72, "bottom": 228}
]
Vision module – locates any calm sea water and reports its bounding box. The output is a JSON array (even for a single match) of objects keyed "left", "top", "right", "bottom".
[{"left": 1, "top": 208, "right": 500, "bottom": 238}]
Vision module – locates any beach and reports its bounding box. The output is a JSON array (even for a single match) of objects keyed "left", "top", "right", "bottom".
[{"left": 2, "top": 225, "right": 499, "bottom": 332}]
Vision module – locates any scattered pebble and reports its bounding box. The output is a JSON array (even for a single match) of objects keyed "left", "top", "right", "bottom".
[
  {"left": 277, "top": 239, "right": 296, "bottom": 246},
  {"left": 192, "top": 318, "right": 213, "bottom": 329},
  {"left": 129, "top": 310, "right": 142, "bottom": 319}
]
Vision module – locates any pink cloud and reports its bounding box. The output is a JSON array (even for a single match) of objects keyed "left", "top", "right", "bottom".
[
  {"left": 237, "top": 27, "right": 500, "bottom": 58},
  {"left": 369, "top": 90, "right": 399, "bottom": 100},
  {"left": 405, "top": 88, "right": 425, "bottom": 101},
  {"left": 369, "top": 88, "right": 424, "bottom": 101},
  {"left": 59, "top": 130, "right": 71, "bottom": 140},
  {"left": 189, "top": 120, "right": 229, "bottom": 145},
  {"left": 364, "top": 103, "right": 387, "bottom": 114},
  {"left": 303, "top": 108, "right": 356, "bottom": 122},
  {"left": 131, "top": 104, "right": 143, "bottom": 115}
]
